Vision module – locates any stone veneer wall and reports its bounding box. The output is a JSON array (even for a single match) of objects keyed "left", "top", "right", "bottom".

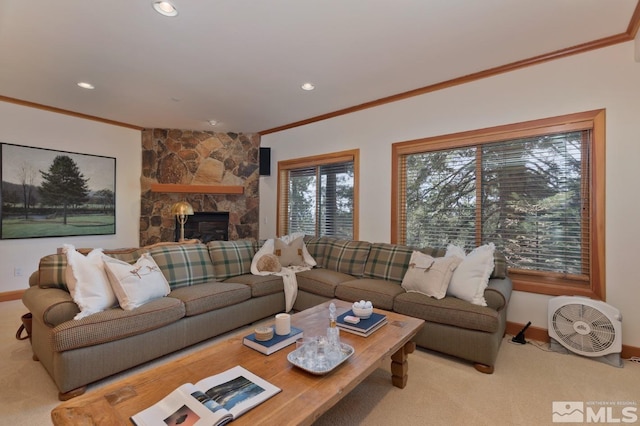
[{"left": 140, "top": 129, "right": 260, "bottom": 246}]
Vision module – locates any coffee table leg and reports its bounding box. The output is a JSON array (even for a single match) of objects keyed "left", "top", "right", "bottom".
[{"left": 390, "top": 341, "right": 416, "bottom": 388}]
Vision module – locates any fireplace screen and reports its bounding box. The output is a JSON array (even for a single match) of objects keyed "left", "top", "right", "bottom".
[{"left": 176, "top": 212, "right": 229, "bottom": 243}]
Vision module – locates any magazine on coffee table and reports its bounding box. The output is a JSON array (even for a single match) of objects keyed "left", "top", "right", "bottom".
[{"left": 131, "top": 365, "right": 281, "bottom": 426}]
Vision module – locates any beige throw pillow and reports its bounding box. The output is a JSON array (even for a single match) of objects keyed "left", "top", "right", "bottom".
[
  {"left": 273, "top": 236, "right": 306, "bottom": 267},
  {"left": 401, "top": 251, "right": 462, "bottom": 299},
  {"left": 103, "top": 253, "right": 170, "bottom": 310}
]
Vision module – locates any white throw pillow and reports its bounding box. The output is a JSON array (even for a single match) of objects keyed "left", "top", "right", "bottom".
[
  {"left": 445, "top": 243, "right": 495, "bottom": 306},
  {"left": 63, "top": 244, "right": 118, "bottom": 320},
  {"left": 103, "top": 253, "right": 170, "bottom": 310},
  {"left": 401, "top": 251, "right": 461, "bottom": 299}
]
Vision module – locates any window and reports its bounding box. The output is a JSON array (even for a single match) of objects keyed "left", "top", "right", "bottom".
[
  {"left": 278, "top": 149, "right": 359, "bottom": 239},
  {"left": 392, "top": 110, "right": 605, "bottom": 299}
]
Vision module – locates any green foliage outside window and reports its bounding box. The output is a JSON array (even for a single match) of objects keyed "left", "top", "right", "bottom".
[{"left": 404, "top": 130, "right": 589, "bottom": 277}]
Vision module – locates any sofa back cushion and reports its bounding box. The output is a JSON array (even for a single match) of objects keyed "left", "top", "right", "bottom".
[
  {"left": 207, "top": 240, "right": 256, "bottom": 280},
  {"left": 491, "top": 250, "right": 507, "bottom": 279},
  {"left": 419, "top": 246, "right": 448, "bottom": 258},
  {"left": 149, "top": 243, "right": 215, "bottom": 290},
  {"left": 38, "top": 247, "right": 146, "bottom": 291},
  {"left": 324, "top": 239, "right": 371, "bottom": 277},
  {"left": 303, "top": 236, "right": 328, "bottom": 267},
  {"left": 38, "top": 254, "right": 70, "bottom": 290},
  {"left": 363, "top": 242, "right": 415, "bottom": 283}
]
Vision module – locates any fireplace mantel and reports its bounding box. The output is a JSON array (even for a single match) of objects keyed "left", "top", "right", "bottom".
[{"left": 150, "top": 184, "right": 244, "bottom": 194}]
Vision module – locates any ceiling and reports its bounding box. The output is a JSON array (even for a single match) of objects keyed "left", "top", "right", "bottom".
[{"left": 1, "top": 1, "right": 638, "bottom": 134}]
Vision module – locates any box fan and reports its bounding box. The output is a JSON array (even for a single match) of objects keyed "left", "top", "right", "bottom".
[{"left": 548, "top": 296, "right": 623, "bottom": 368}]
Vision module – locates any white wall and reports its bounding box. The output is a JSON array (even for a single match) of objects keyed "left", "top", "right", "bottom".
[
  {"left": 260, "top": 41, "right": 640, "bottom": 347},
  {"left": 0, "top": 101, "right": 141, "bottom": 292}
]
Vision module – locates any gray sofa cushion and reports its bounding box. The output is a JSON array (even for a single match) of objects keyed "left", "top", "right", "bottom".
[
  {"left": 334, "top": 278, "right": 405, "bottom": 311},
  {"left": 296, "top": 269, "right": 355, "bottom": 298},
  {"left": 393, "top": 292, "right": 499, "bottom": 333},
  {"left": 51, "top": 297, "right": 185, "bottom": 352},
  {"left": 222, "top": 274, "right": 284, "bottom": 297},
  {"left": 168, "top": 282, "right": 251, "bottom": 316}
]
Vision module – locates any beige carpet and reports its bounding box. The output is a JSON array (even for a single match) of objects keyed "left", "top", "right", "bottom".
[{"left": 2, "top": 299, "right": 639, "bottom": 425}]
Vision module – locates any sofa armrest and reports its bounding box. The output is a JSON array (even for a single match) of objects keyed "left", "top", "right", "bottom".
[
  {"left": 22, "top": 286, "right": 80, "bottom": 327},
  {"left": 28, "top": 271, "right": 39, "bottom": 287},
  {"left": 484, "top": 277, "right": 512, "bottom": 312}
]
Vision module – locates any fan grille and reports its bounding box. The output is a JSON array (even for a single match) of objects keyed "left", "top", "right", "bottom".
[{"left": 552, "top": 303, "right": 616, "bottom": 353}]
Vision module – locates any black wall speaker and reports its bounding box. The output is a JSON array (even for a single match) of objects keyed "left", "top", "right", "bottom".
[{"left": 259, "top": 147, "right": 271, "bottom": 176}]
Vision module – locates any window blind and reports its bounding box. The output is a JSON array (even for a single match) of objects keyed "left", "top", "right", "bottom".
[
  {"left": 278, "top": 151, "right": 356, "bottom": 238},
  {"left": 401, "top": 130, "right": 591, "bottom": 279}
]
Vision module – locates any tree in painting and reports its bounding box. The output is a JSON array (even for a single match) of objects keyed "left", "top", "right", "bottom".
[
  {"left": 18, "top": 162, "right": 37, "bottom": 219},
  {"left": 92, "top": 188, "right": 115, "bottom": 213},
  {"left": 39, "top": 155, "right": 90, "bottom": 225}
]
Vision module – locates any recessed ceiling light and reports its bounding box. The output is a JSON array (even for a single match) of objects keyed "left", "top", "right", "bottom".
[
  {"left": 77, "top": 82, "right": 95, "bottom": 90},
  {"left": 208, "top": 120, "right": 218, "bottom": 126},
  {"left": 301, "top": 82, "right": 315, "bottom": 91},
  {"left": 153, "top": 1, "right": 178, "bottom": 17}
]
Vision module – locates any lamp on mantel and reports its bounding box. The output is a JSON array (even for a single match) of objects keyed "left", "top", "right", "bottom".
[{"left": 171, "top": 201, "right": 194, "bottom": 242}]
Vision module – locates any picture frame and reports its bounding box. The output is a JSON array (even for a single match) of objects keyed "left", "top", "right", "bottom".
[{"left": 0, "top": 143, "right": 116, "bottom": 239}]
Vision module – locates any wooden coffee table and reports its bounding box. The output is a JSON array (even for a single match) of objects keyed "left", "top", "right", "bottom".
[{"left": 51, "top": 299, "right": 424, "bottom": 426}]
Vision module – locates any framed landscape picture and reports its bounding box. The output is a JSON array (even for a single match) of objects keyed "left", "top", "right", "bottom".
[{"left": 0, "top": 143, "right": 116, "bottom": 239}]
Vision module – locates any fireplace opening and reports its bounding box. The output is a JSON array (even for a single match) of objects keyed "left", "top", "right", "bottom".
[{"left": 176, "top": 212, "right": 229, "bottom": 243}]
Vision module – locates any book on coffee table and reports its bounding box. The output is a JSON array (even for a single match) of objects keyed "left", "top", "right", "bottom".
[
  {"left": 243, "top": 326, "right": 303, "bottom": 355},
  {"left": 336, "top": 311, "right": 387, "bottom": 337},
  {"left": 131, "top": 365, "right": 280, "bottom": 426}
]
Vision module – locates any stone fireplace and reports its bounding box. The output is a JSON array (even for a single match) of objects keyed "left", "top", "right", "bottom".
[{"left": 140, "top": 129, "right": 260, "bottom": 246}]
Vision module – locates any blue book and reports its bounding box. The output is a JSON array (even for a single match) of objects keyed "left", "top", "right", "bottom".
[
  {"left": 243, "top": 326, "right": 303, "bottom": 355},
  {"left": 336, "top": 311, "right": 387, "bottom": 336}
]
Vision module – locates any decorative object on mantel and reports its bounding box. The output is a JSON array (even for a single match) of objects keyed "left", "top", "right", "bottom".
[
  {"left": 150, "top": 183, "right": 244, "bottom": 194},
  {"left": 171, "top": 201, "right": 194, "bottom": 242}
]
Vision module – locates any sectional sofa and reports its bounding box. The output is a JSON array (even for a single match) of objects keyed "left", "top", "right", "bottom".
[{"left": 22, "top": 237, "right": 511, "bottom": 400}]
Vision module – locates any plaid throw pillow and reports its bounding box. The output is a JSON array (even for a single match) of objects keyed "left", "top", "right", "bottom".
[
  {"left": 38, "top": 254, "right": 69, "bottom": 290},
  {"left": 103, "top": 247, "right": 146, "bottom": 264},
  {"left": 420, "top": 246, "right": 448, "bottom": 258},
  {"left": 363, "top": 243, "right": 415, "bottom": 283},
  {"left": 490, "top": 250, "right": 507, "bottom": 279},
  {"left": 304, "top": 236, "right": 331, "bottom": 268},
  {"left": 324, "top": 239, "right": 371, "bottom": 277},
  {"left": 149, "top": 243, "right": 215, "bottom": 290},
  {"left": 207, "top": 240, "right": 256, "bottom": 280}
]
